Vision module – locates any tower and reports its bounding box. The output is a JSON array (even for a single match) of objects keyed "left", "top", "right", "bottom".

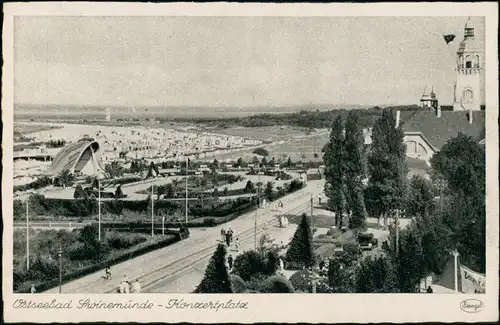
[
  {"left": 421, "top": 87, "right": 439, "bottom": 111},
  {"left": 105, "top": 107, "right": 111, "bottom": 121},
  {"left": 453, "top": 18, "right": 482, "bottom": 111}
]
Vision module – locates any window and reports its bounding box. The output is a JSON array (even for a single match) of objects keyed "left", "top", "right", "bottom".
[
  {"left": 465, "top": 61, "right": 472, "bottom": 69},
  {"left": 475, "top": 55, "right": 480, "bottom": 68}
]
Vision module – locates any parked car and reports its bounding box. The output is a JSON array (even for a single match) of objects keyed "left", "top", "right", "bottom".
[{"left": 358, "top": 233, "right": 378, "bottom": 251}]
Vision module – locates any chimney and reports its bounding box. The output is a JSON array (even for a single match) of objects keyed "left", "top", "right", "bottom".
[
  {"left": 395, "top": 110, "right": 401, "bottom": 128},
  {"left": 468, "top": 109, "right": 473, "bottom": 124},
  {"left": 437, "top": 106, "right": 441, "bottom": 118}
]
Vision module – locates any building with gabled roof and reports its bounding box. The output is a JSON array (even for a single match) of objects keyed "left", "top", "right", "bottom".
[{"left": 397, "top": 109, "right": 485, "bottom": 165}]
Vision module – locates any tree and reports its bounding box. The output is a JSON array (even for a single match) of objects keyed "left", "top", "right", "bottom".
[
  {"left": 405, "top": 175, "right": 435, "bottom": 222},
  {"left": 244, "top": 180, "right": 255, "bottom": 193},
  {"left": 286, "top": 214, "right": 315, "bottom": 268},
  {"left": 57, "top": 169, "right": 75, "bottom": 188},
  {"left": 313, "top": 153, "right": 319, "bottom": 161},
  {"left": 253, "top": 147, "right": 269, "bottom": 157},
  {"left": 260, "top": 156, "right": 268, "bottom": 167},
  {"left": 323, "top": 115, "right": 347, "bottom": 228},
  {"left": 396, "top": 228, "right": 426, "bottom": 292},
  {"left": 260, "top": 275, "right": 295, "bottom": 293},
  {"left": 212, "top": 159, "right": 219, "bottom": 170},
  {"left": 286, "top": 156, "right": 293, "bottom": 167},
  {"left": 264, "top": 181, "right": 274, "bottom": 200},
  {"left": 223, "top": 187, "right": 228, "bottom": 197},
  {"left": 232, "top": 250, "right": 267, "bottom": 281},
  {"left": 114, "top": 185, "right": 124, "bottom": 199},
  {"left": 236, "top": 157, "right": 244, "bottom": 168},
  {"left": 365, "top": 109, "right": 407, "bottom": 227},
  {"left": 104, "top": 161, "right": 124, "bottom": 179},
  {"left": 194, "top": 244, "right": 232, "bottom": 293},
  {"left": 74, "top": 185, "right": 85, "bottom": 199},
  {"left": 213, "top": 187, "right": 219, "bottom": 198},
  {"left": 229, "top": 274, "right": 248, "bottom": 293},
  {"left": 356, "top": 255, "right": 399, "bottom": 293},
  {"left": 430, "top": 133, "right": 485, "bottom": 273},
  {"left": 327, "top": 257, "right": 357, "bottom": 293},
  {"left": 344, "top": 111, "right": 368, "bottom": 230}
]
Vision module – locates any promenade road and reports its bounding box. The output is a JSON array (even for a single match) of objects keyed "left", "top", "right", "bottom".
[{"left": 44, "top": 180, "right": 325, "bottom": 293}]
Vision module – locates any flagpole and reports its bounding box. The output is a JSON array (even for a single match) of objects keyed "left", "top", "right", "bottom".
[{"left": 453, "top": 250, "right": 459, "bottom": 292}]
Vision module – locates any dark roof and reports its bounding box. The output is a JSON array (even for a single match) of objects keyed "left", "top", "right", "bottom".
[{"left": 398, "top": 110, "right": 485, "bottom": 150}]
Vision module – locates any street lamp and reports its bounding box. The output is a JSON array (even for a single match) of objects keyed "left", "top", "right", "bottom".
[
  {"left": 26, "top": 199, "right": 30, "bottom": 271},
  {"left": 58, "top": 248, "right": 63, "bottom": 293}
]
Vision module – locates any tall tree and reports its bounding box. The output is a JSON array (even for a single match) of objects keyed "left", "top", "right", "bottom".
[
  {"left": 323, "top": 115, "right": 347, "bottom": 227},
  {"left": 194, "top": 244, "right": 232, "bottom": 293},
  {"left": 344, "top": 111, "right": 368, "bottom": 230},
  {"left": 365, "top": 109, "right": 407, "bottom": 227},
  {"left": 286, "top": 214, "right": 315, "bottom": 268},
  {"left": 396, "top": 228, "right": 426, "bottom": 292},
  {"left": 430, "top": 133, "right": 485, "bottom": 272},
  {"left": 356, "top": 255, "right": 399, "bottom": 293}
]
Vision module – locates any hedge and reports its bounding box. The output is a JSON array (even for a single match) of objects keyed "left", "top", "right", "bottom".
[{"left": 15, "top": 233, "right": 186, "bottom": 293}]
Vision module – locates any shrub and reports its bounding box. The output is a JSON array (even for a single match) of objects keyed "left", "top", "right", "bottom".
[
  {"left": 260, "top": 275, "right": 295, "bottom": 293},
  {"left": 106, "top": 232, "right": 147, "bottom": 250},
  {"left": 232, "top": 251, "right": 266, "bottom": 281},
  {"left": 253, "top": 147, "right": 269, "bottom": 157},
  {"left": 289, "top": 270, "right": 311, "bottom": 292},
  {"left": 229, "top": 274, "right": 248, "bottom": 293}
]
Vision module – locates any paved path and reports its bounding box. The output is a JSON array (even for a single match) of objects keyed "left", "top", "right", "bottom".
[{"left": 44, "top": 180, "right": 325, "bottom": 293}]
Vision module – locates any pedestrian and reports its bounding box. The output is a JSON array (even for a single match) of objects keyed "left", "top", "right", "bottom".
[
  {"left": 228, "top": 227, "right": 234, "bottom": 245},
  {"left": 220, "top": 227, "right": 226, "bottom": 243},
  {"left": 234, "top": 238, "right": 240, "bottom": 252},
  {"left": 225, "top": 232, "right": 231, "bottom": 246},
  {"left": 426, "top": 286, "right": 433, "bottom": 293},
  {"left": 227, "top": 255, "right": 234, "bottom": 270},
  {"left": 105, "top": 266, "right": 112, "bottom": 280},
  {"left": 30, "top": 284, "right": 36, "bottom": 294},
  {"left": 319, "top": 197, "right": 322, "bottom": 205},
  {"left": 131, "top": 279, "right": 141, "bottom": 293}
]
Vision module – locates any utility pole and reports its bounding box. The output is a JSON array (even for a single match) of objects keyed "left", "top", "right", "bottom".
[
  {"left": 58, "top": 248, "right": 62, "bottom": 293},
  {"left": 26, "top": 199, "right": 30, "bottom": 271},
  {"left": 151, "top": 185, "right": 154, "bottom": 237},
  {"left": 98, "top": 176, "right": 101, "bottom": 241},
  {"left": 453, "top": 250, "right": 459, "bottom": 292},
  {"left": 395, "top": 209, "right": 400, "bottom": 256},
  {"left": 185, "top": 157, "right": 189, "bottom": 224},
  {"left": 254, "top": 173, "right": 261, "bottom": 250},
  {"left": 310, "top": 193, "right": 314, "bottom": 227}
]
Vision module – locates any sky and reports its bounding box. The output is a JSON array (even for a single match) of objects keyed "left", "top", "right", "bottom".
[{"left": 14, "top": 16, "right": 485, "bottom": 108}]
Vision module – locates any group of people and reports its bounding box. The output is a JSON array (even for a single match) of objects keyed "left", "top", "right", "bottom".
[
  {"left": 118, "top": 275, "right": 142, "bottom": 293},
  {"left": 278, "top": 215, "right": 289, "bottom": 228},
  {"left": 221, "top": 226, "right": 240, "bottom": 252}
]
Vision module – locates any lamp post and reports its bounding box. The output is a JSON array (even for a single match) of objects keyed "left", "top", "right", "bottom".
[
  {"left": 151, "top": 185, "right": 155, "bottom": 237},
  {"left": 58, "top": 248, "right": 63, "bottom": 293},
  {"left": 26, "top": 199, "right": 30, "bottom": 271},
  {"left": 185, "top": 156, "right": 189, "bottom": 224}
]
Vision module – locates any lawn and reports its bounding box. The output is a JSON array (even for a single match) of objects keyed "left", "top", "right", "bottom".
[
  {"left": 13, "top": 227, "right": 178, "bottom": 292},
  {"left": 14, "top": 123, "right": 62, "bottom": 135}
]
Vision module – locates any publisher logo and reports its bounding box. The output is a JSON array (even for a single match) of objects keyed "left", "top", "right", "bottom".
[{"left": 460, "top": 299, "right": 484, "bottom": 313}]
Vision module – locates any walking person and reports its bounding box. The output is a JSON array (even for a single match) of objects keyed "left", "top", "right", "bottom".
[
  {"left": 227, "top": 255, "right": 234, "bottom": 271},
  {"left": 131, "top": 279, "right": 141, "bottom": 293},
  {"left": 30, "top": 284, "right": 36, "bottom": 294},
  {"left": 105, "top": 266, "right": 112, "bottom": 280},
  {"left": 225, "top": 231, "right": 231, "bottom": 247},
  {"left": 220, "top": 227, "right": 226, "bottom": 244},
  {"left": 234, "top": 238, "right": 240, "bottom": 252}
]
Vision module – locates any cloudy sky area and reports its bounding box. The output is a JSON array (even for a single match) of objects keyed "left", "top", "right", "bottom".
[{"left": 14, "top": 16, "right": 484, "bottom": 108}]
